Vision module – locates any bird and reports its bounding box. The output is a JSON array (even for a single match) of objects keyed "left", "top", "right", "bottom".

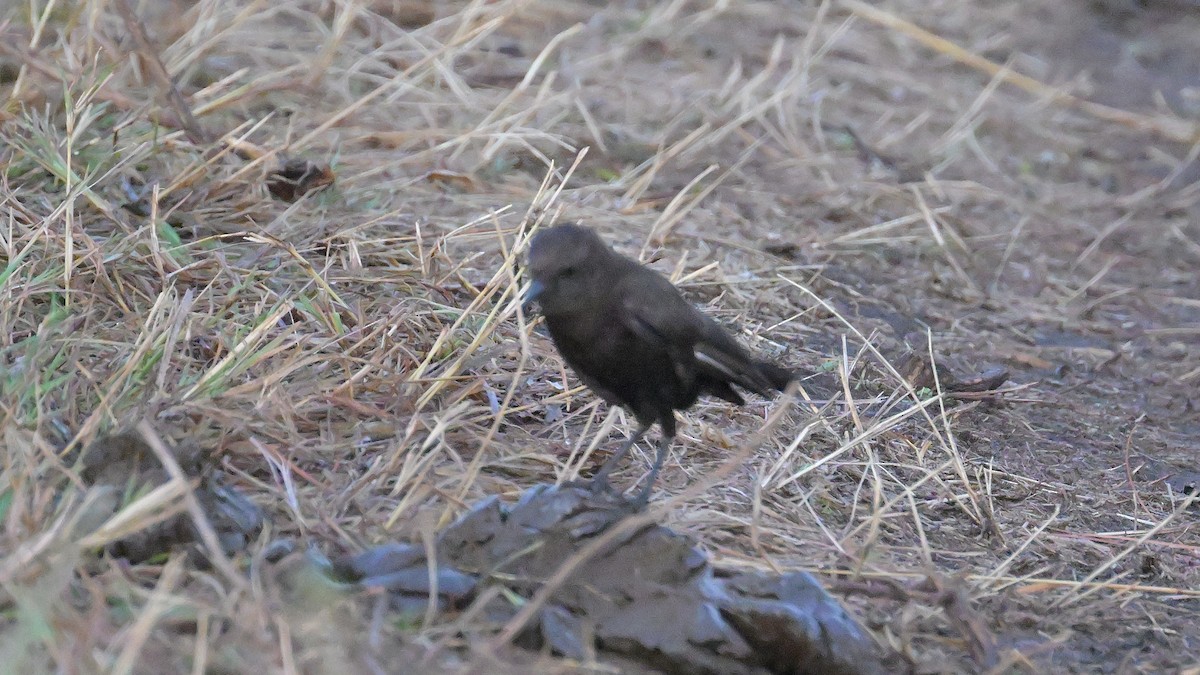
[{"left": 523, "top": 223, "right": 794, "bottom": 505}]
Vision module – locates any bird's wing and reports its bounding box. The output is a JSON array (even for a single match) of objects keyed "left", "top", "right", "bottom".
[
  {"left": 619, "top": 272, "right": 776, "bottom": 394},
  {"left": 693, "top": 318, "right": 777, "bottom": 394},
  {"left": 620, "top": 277, "right": 698, "bottom": 353}
]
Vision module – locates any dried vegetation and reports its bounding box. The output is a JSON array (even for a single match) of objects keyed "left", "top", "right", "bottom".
[{"left": 1, "top": 0, "right": 1198, "bottom": 672}]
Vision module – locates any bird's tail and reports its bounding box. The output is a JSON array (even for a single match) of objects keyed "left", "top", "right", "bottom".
[{"left": 756, "top": 360, "right": 796, "bottom": 392}]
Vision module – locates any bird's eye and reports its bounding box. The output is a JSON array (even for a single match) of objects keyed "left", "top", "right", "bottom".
[{"left": 562, "top": 266, "right": 578, "bottom": 277}]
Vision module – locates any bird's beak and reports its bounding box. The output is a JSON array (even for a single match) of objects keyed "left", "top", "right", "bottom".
[{"left": 522, "top": 279, "right": 545, "bottom": 314}]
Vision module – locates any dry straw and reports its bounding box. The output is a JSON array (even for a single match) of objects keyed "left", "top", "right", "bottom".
[{"left": 1, "top": 0, "right": 1197, "bottom": 672}]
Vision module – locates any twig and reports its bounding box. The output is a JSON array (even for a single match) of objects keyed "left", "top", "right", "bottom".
[
  {"left": 135, "top": 420, "right": 246, "bottom": 590},
  {"left": 112, "top": 0, "right": 210, "bottom": 145}
]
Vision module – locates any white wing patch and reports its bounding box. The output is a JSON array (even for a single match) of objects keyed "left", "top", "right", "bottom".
[{"left": 694, "top": 346, "right": 739, "bottom": 381}]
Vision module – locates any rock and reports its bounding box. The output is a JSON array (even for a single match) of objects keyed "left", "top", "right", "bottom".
[
  {"left": 332, "top": 483, "right": 896, "bottom": 674},
  {"left": 78, "top": 430, "right": 264, "bottom": 563}
]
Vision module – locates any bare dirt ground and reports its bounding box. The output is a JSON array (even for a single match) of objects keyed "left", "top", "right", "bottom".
[{"left": 1, "top": 1, "right": 1198, "bottom": 673}]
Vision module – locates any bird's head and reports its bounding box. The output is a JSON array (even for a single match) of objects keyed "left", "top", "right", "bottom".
[{"left": 524, "top": 223, "right": 611, "bottom": 314}]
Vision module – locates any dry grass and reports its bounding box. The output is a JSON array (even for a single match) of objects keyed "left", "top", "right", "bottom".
[{"left": 1, "top": 0, "right": 1199, "bottom": 672}]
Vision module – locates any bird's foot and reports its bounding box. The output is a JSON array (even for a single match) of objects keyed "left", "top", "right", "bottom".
[
  {"left": 559, "top": 478, "right": 594, "bottom": 491},
  {"left": 561, "top": 472, "right": 650, "bottom": 510},
  {"left": 589, "top": 474, "right": 613, "bottom": 494},
  {"left": 629, "top": 479, "right": 654, "bottom": 510},
  {"left": 559, "top": 475, "right": 614, "bottom": 494}
]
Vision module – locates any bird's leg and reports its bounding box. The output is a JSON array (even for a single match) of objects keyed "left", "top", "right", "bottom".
[
  {"left": 590, "top": 424, "right": 649, "bottom": 492},
  {"left": 632, "top": 433, "right": 672, "bottom": 508}
]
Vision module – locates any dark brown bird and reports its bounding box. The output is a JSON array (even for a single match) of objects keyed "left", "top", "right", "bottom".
[{"left": 524, "top": 223, "right": 794, "bottom": 504}]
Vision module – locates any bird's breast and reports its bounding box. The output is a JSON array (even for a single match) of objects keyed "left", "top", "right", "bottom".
[{"left": 542, "top": 310, "right": 699, "bottom": 416}]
